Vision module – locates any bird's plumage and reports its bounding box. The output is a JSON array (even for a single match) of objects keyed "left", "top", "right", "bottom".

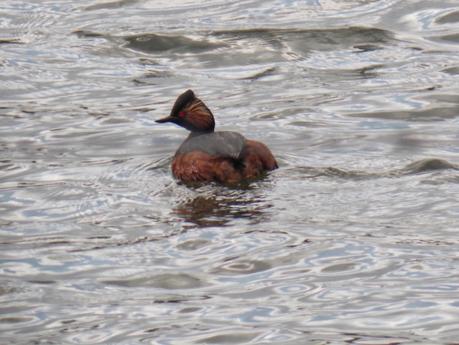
[{"left": 156, "top": 90, "right": 277, "bottom": 184}]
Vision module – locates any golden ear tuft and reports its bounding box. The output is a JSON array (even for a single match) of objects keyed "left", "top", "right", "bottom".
[{"left": 185, "top": 98, "right": 215, "bottom": 132}]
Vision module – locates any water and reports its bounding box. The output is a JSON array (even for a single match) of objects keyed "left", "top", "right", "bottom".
[{"left": 1, "top": 0, "right": 459, "bottom": 344}]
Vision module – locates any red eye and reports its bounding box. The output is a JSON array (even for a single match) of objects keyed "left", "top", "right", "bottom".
[{"left": 178, "top": 111, "right": 186, "bottom": 118}]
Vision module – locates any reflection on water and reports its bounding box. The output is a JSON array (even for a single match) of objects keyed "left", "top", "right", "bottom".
[
  {"left": 1, "top": 0, "right": 459, "bottom": 344},
  {"left": 173, "top": 185, "right": 271, "bottom": 228}
]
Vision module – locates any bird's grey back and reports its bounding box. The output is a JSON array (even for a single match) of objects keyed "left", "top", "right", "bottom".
[{"left": 176, "top": 131, "right": 246, "bottom": 159}]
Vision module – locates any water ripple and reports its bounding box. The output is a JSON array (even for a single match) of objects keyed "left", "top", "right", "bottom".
[{"left": 2, "top": 0, "right": 459, "bottom": 344}]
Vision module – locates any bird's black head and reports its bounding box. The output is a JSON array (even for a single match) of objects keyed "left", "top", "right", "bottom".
[{"left": 156, "top": 89, "right": 215, "bottom": 133}]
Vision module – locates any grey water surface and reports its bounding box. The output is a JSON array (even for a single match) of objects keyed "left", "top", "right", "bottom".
[{"left": 1, "top": 0, "right": 459, "bottom": 344}]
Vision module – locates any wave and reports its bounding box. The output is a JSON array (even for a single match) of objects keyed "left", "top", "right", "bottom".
[{"left": 289, "top": 158, "right": 458, "bottom": 180}]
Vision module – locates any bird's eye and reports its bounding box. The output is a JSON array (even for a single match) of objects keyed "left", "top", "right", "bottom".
[{"left": 178, "top": 111, "right": 186, "bottom": 118}]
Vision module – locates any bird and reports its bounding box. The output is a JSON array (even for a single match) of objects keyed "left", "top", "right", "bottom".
[{"left": 155, "top": 89, "right": 278, "bottom": 184}]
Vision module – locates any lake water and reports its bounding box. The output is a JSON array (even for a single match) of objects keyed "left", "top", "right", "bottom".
[{"left": 1, "top": 0, "right": 459, "bottom": 344}]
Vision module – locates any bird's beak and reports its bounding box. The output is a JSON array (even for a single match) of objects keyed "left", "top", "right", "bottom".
[{"left": 155, "top": 115, "right": 175, "bottom": 124}]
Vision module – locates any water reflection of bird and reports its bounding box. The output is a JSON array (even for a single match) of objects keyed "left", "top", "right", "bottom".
[
  {"left": 156, "top": 90, "right": 278, "bottom": 184},
  {"left": 173, "top": 193, "right": 268, "bottom": 228}
]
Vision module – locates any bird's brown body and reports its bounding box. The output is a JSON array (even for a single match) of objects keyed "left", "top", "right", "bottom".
[
  {"left": 172, "top": 139, "right": 277, "bottom": 184},
  {"left": 156, "top": 90, "right": 277, "bottom": 184}
]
